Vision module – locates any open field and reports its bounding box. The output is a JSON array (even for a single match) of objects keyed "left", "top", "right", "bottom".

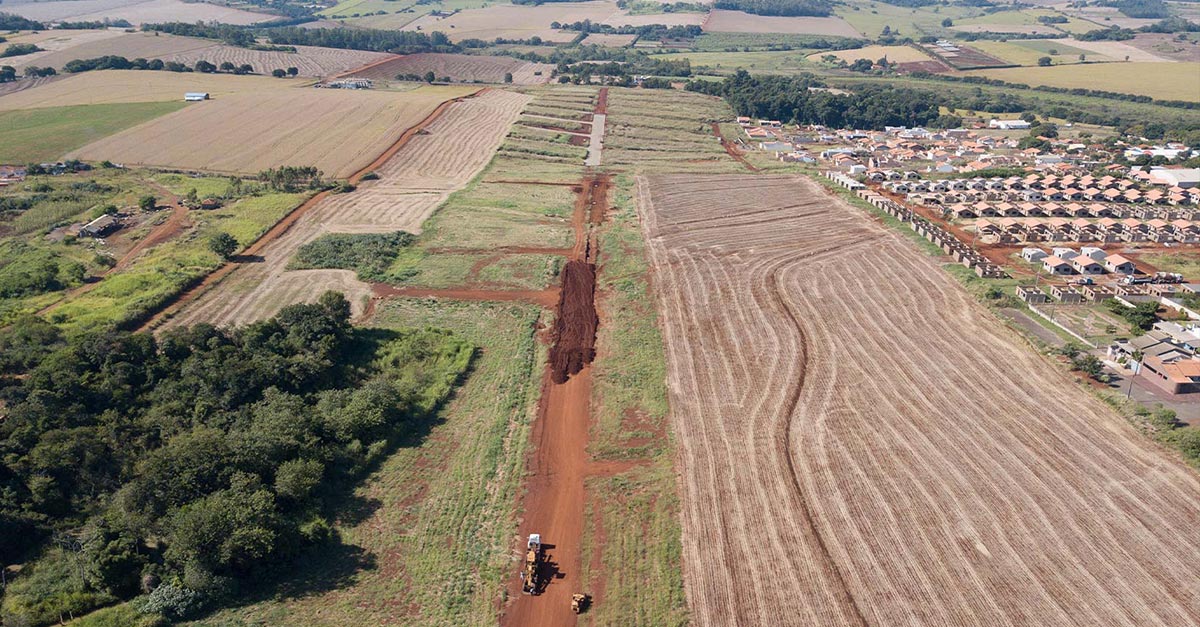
[
  {"left": 3, "top": 31, "right": 391, "bottom": 76},
  {"left": 70, "top": 84, "right": 476, "bottom": 178},
  {"left": 808, "top": 44, "right": 933, "bottom": 64},
  {"left": 580, "top": 33, "right": 639, "bottom": 47},
  {"left": 603, "top": 88, "right": 743, "bottom": 172},
  {"left": 966, "top": 40, "right": 1112, "bottom": 66},
  {"left": 834, "top": 0, "right": 979, "bottom": 39},
  {"left": 1, "top": 0, "right": 268, "bottom": 25},
  {"left": 0, "top": 70, "right": 293, "bottom": 111},
  {"left": 348, "top": 53, "right": 553, "bottom": 85},
  {"left": 1128, "top": 33, "right": 1200, "bottom": 62},
  {"left": 639, "top": 172, "right": 1200, "bottom": 626},
  {"left": 1066, "top": 37, "right": 1174, "bottom": 62},
  {"left": 184, "top": 298, "right": 544, "bottom": 626},
  {"left": 964, "top": 62, "right": 1200, "bottom": 101},
  {"left": 399, "top": 2, "right": 620, "bottom": 42},
  {"left": 164, "top": 88, "right": 529, "bottom": 329},
  {"left": 0, "top": 101, "right": 185, "bottom": 163},
  {"left": 702, "top": 9, "right": 861, "bottom": 36},
  {"left": 653, "top": 49, "right": 814, "bottom": 74}
]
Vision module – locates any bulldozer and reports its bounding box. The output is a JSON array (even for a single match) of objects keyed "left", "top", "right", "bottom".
[
  {"left": 520, "top": 534, "right": 542, "bottom": 595},
  {"left": 571, "top": 593, "right": 591, "bottom": 614}
]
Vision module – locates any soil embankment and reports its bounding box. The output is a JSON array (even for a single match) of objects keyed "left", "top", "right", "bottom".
[{"left": 548, "top": 260, "right": 598, "bottom": 384}]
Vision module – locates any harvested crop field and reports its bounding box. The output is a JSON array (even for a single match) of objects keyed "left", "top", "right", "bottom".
[
  {"left": 1066, "top": 37, "right": 1173, "bottom": 63},
  {"left": 965, "top": 62, "right": 1200, "bottom": 101},
  {"left": 348, "top": 53, "right": 553, "bottom": 85},
  {"left": 0, "top": 70, "right": 290, "bottom": 111},
  {"left": 580, "top": 33, "right": 639, "bottom": 47},
  {"left": 70, "top": 85, "right": 476, "bottom": 177},
  {"left": 400, "top": 2, "right": 621, "bottom": 42},
  {"left": 163, "top": 89, "right": 530, "bottom": 329},
  {"left": 2, "top": 31, "right": 394, "bottom": 76},
  {"left": 1, "top": 0, "right": 267, "bottom": 25},
  {"left": 605, "top": 11, "right": 706, "bottom": 27},
  {"left": 702, "top": 9, "right": 861, "bottom": 36},
  {"left": 639, "top": 173, "right": 1200, "bottom": 626}
]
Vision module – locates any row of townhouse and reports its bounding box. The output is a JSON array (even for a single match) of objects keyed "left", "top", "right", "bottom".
[
  {"left": 823, "top": 172, "right": 1006, "bottom": 278},
  {"left": 944, "top": 201, "right": 1200, "bottom": 221},
  {"left": 887, "top": 178, "right": 1199, "bottom": 206},
  {"left": 974, "top": 217, "right": 1200, "bottom": 244}
]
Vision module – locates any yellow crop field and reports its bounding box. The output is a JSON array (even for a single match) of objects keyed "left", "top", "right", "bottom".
[
  {"left": 69, "top": 84, "right": 477, "bottom": 178},
  {"left": 964, "top": 62, "right": 1200, "bottom": 102}
]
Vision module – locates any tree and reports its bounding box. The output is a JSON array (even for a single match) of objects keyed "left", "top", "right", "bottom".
[
  {"left": 236, "top": 64, "right": 253, "bottom": 75},
  {"left": 941, "top": 17, "right": 953, "bottom": 27},
  {"left": 272, "top": 68, "right": 286, "bottom": 78},
  {"left": 504, "top": 71, "right": 513, "bottom": 83},
  {"left": 139, "top": 195, "right": 156, "bottom": 211},
  {"left": 1071, "top": 353, "right": 1104, "bottom": 380},
  {"left": 424, "top": 70, "right": 435, "bottom": 83},
  {"left": 1037, "top": 56, "right": 1052, "bottom": 66},
  {"left": 286, "top": 66, "right": 298, "bottom": 77},
  {"left": 1079, "top": 53, "right": 1086, "bottom": 62},
  {"left": 219, "top": 61, "right": 236, "bottom": 72},
  {"left": 209, "top": 232, "right": 238, "bottom": 259},
  {"left": 195, "top": 60, "right": 216, "bottom": 73}
]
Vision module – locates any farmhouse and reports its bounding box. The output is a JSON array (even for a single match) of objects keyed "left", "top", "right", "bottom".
[
  {"left": 184, "top": 92, "right": 210, "bottom": 102},
  {"left": 79, "top": 214, "right": 119, "bottom": 238}
]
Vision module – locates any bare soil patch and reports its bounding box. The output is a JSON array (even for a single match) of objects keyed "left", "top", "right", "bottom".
[{"left": 639, "top": 173, "right": 1200, "bottom": 626}]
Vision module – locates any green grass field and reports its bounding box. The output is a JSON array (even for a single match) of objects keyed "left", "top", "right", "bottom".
[
  {"left": 835, "top": 0, "right": 980, "bottom": 39},
  {"left": 0, "top": 102, "right": 185, "bottom": 164},
  {"left": 967, "top": 40, "right": 1112, "bottom": 66},
  {"left": 964, "top": 62, "right": 1200, "bottom": 102}
]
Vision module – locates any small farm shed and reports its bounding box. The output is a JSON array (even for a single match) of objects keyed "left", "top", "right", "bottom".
[
  {"left": 80, "top": 214, "right": 119, "bottom": 238},
  {"left": 184, "top": 92, "right": 210, "bottom": 102}
]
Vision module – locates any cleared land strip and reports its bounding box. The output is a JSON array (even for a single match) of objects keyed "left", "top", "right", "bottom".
[
  {"left": 162, "top": 89, "right": 530, "bottom": 329},
  {"left": 639, "top": 173, "right": 1200, "bottom": 626}
]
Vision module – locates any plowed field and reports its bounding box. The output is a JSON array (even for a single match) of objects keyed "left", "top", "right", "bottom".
[
  {"left": 70, "top": 85, "right": 475, "bottom": 177},
  {"left": 639, "top": 173, "right": 1200, "bottom": 626},
  {"left": 164, "top": 89, "right": 530, "bottom": 329},
  {"left": 347, "top": 53, "right": 553, "bottom": 85}
]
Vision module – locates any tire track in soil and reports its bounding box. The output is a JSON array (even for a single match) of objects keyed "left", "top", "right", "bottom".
[{"left": 135, "top": 89, "right": 488, "bottom": 332}]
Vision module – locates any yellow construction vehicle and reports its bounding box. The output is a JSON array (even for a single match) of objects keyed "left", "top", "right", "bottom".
[
  {"left": 571, "top": 593, "right": 591, "bottom": 614},
  {"left": 520, "top": 534, "right": 542, "bottom": 595}
]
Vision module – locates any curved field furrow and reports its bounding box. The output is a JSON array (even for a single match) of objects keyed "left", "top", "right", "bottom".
[
  {"left": 164, "top": 89, "right": 530, "bottom": 329},
  {"left": 638, "top": 173, "right": 1200, "bottom": 626},
  {"left": 348, "top": 52, "right": 553, "bottom": 85}
]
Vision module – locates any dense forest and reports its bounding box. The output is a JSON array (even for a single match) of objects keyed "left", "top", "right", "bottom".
[
  {"left": 0, "top": 293, "right": 474, "bottom": 625},
  {"left": 711, "top": 0, "right": 832, "bottom": 17}
]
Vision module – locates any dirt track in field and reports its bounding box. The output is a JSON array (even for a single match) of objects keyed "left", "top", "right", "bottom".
[
  {"left": 152, "top": 89, "right": 530, "bottom": 330},
  {"left": 639, "top": 173, "right": 1200, "bottom": 626}
]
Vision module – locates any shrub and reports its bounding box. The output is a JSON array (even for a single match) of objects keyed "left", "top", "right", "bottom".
[
  {"left": 289, "top": 231, "right": 415, "bottom": 281},
  {"left": 135, "top": 583, "right": 204, "bottom": 620}
]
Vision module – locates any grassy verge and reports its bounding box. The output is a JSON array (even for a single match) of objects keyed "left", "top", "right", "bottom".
[{"left": 579, "top": 173, "right": 688, "bottom": 626}]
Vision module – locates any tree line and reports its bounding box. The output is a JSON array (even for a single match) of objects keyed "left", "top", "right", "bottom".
[
  {"left": 711, "top": 0, "right": 833, "bottom": 17},
  {"left": 0, "top": 293, "right": 474, "bottom": 625}
]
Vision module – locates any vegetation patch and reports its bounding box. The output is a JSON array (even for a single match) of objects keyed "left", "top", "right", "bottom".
[{"left": 289, "top": 231, "right": 416, "bottom": 281}]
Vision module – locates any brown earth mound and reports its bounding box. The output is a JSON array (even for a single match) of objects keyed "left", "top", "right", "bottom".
[{"left": 548, "top": 259, "right": 598, "bottom": 384}]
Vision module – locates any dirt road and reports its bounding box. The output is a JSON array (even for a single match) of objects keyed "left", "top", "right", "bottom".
[{"left": 639, "top": 173, "right": 1200, "bottom": 626}]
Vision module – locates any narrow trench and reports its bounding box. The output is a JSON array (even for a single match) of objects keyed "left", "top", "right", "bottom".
[{"left": 548, "top": 174, "right": 608, "bottom": 384}]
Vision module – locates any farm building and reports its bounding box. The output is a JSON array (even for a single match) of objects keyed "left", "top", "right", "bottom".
[
  {"left": 988, "top": 119, "right": 1031, "bottom": 130},
  {"left": 80, "top": 214, "right": 119, "bottom": 238},
  {"left": 184, "top": 92, "right": 210, "bottom": 102}
]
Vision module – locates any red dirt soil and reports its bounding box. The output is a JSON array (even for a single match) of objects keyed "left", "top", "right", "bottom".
[
  {"left": 712, "top": 122, "right": 760, "bottom": 172},
  {"left": 548, "top": 260, "right": 599, "bottom": 384},
  {"left": 595, "top": 87, "right": 608, "bottom": 115},
  {"left": 136, "top": 89, "right": 486, "bottom": 332}
]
